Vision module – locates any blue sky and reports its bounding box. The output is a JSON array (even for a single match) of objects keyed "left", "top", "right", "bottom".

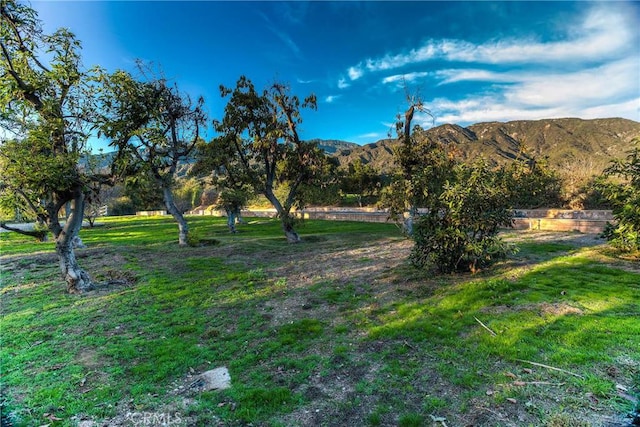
[{"left": 34, "top": 1, "right": 640, "bottom": 147}]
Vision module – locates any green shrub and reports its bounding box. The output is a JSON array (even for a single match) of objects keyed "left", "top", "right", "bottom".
[
  {"left": 381, "top": 128, "right": 515, "bottom": 273},
  {"left": 411, "top": 160, "right": 515, "bottom": 273},
  {"left": 108, "top": 196, "right": 135, "bottom": 216},
  {"left": 599, "top": 139, "right": 640, "bottom": 252},
  {"left": 500, "top": 156, "right": 564, "bottom": 209}
]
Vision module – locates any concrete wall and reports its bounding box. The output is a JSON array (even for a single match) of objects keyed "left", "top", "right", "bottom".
[
  {"left": 188, "top": 207, "right": 613, "bottom": 233},
  {"left": 136, "top": 210, "right": 167, "bottom": 216}
]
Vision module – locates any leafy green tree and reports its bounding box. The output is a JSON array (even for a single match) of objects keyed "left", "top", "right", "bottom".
[
  {"left": 212, "top": 76, "right": 324, "bottom": 242},
  {"left": 173, "top": 177, "right": 204, "bottom": 214},
  {"left": 0, "top": 1, "right": 103, "bottom": 292},
  {"left": 500, "top": 156, "right": 564, "bottom": 209},
  {"left": 297, "top": 156, "right": 342, "bottom": 207},
  {"left": 340, "top": 159, "right": 381, "bottom": 207},
  {"left": 379, "top": 128, "right": 457, "bottom": 233},
  {"left": 192, "top": 134, "right": 255, "bottom": 232},
  {"left": 97, "top": 67, "right": 206, "bottom": 245},
  {"left": 599, "top": 138, "right": 640, "bottom": 252},
  {"left": 411, "top": 159, "right": 515, "bottom": 273},
  {"left": 380, "top": 101, "right": 514, "bottom": 273}
]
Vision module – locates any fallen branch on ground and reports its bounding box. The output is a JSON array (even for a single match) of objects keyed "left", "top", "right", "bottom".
[
  {"left": 497, "top": 381, "right": 566, "bottom": 387},
  {"left": 515, "top": 359, "right": 584, "bottom": 379},
  {"left": 474, "top": 316, "right": 497, "bottom": 336}
]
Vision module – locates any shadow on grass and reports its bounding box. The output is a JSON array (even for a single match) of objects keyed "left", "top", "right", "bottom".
[{"left": 366, "top": 248, "right": 639, "bottom": 402}]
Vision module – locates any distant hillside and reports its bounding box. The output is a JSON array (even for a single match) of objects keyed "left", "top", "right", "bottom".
[
  {"left": 308, "top": 139, "right": 359, "bottom": 154},
  {"left": 332, "top": 117, "right": 640, "bottom": 173},
  {"left": 88, "top": 118, "right": 640, "bottom": 177},
  {"left": 81, "top": 151, "right": 117, "bottom": 170}
]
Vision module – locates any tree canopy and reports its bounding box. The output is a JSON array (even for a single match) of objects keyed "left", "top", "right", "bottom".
[
  {"left": 0, "top": 0, "right": 101, "bottom": 292},
  {"left": 97, "top": 66, "right": 206, "bottom": 245},
  {"left": 205, "top": 76, "right": 326, "bottom": 242}
]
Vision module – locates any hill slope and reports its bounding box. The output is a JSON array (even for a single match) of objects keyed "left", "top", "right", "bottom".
[
  {"left": 307, "top": 139, "right": 359, "bottom": 154},
  {"left": 332, "top": 117, "right": 640, "bottom": 173}
]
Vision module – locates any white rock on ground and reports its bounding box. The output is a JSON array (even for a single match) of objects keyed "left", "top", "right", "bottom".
[{"left": 198, "top": 367, "right": 231, "bottom": 391}]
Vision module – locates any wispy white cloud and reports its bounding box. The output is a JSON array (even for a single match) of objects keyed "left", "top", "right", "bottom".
[
  {"left": 364, "top": 44, "right": 438, "bottom": 72},
  {"left": 432, "top": 59, "right": 640, "bottom": 124},
  {"left": 580, "top": 98, "right": 640, "bottom": 121},
  {"left": 358, "top": 132, "right": 383, "bottom": 139},
  {"left": 348, "top": 5, "right": 634, "bottom": 76},
  {"left": 258, "top": 11, "right": 301, "bottom": 57},
  {"left": 381, "top": 71, "right": 430, "bottom": 85},
  {"left": 348, "top": 66, "right": 364, "bottom": 81},
  {"left": 434, "top": 69, "right": 510, "bottom": 85},
  {"left": 432, "top": 56, "right": 639, "bottom": 123},
  {"left": 506, "top": 59, "right": 636, "bottom": 108},
  {"left": 338, "top": 77, "right": 350, "bottom": 89},
  {"left": 324, "top": 95, "right": 341, "bottom": 103},
  {"left": 341, "top": 3, "right": 639, "bottom": 125},
  {"left": 297, "top": 78, "right": 314, "bottom": 84},
  {"left": 353, "top": 131, "right": 386, "bottom": 143}
]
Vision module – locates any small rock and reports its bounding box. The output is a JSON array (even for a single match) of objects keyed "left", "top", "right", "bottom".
[{"left": 197, "top": 367, "right": 231, "bottom": 391}]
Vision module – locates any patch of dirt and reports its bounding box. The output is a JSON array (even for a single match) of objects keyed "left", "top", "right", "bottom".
[
  {"left": 538, "top": 302, "right": 584, "bottom": 316},
  {"left": 505, "top": 230, "right": 606, "bottom": 247},
  {"left": 482, "top": 302, "right": 584, "bottom": 317}
]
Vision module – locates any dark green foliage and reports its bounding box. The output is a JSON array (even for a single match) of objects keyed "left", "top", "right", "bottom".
[
  {"left": 500, "top": 156, "right": 564, "bottom": 208},
  {"left": 121, "top": 171, "right": 165, "bottom": 211},
  {"left": 379, "top": 132, "right": 457, "bottom": 225},
  {"left": 340, "top": 159, "right": 381, "bottom": 207},
  {"left": 96, "top": 65, "right": 206, "bottom": 245},
  {"left": 0, "top": 1, "right": 98, "bottom": 291},
  {"left": 410, "top": 159, "right": 515, "bottom": 273},
  {"left": 207, "top": 76, "right": 328, "bottom": 241},
  {"left": 382, "top": 120, "right": 514, "bottom": 273},
  {"left": 599, "top": 139, "right": 640, "bottom": 251}
]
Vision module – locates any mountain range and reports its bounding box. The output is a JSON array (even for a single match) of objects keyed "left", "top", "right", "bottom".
[
  {"left": 326, "top": 117, "right": 640, "bottom": 174},
  {"left": 88, "top": 118, "right": 640, "bottom": 177}
]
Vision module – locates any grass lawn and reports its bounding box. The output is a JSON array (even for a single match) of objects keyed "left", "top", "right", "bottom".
[{"left": 1, "top": 216, "right": 639, "bottom": 426}]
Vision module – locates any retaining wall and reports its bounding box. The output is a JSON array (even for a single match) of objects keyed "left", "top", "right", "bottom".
[
  {"left": 136, "top": 210, "right": 168, "bottom": 216},
  {"left": 188, "top": 207, "right": 613, "bottom": 234}
]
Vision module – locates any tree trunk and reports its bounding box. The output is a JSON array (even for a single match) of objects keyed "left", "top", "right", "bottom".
[
  {"left": 404, "top": 205, "right": 419, "bottom": 236},
  {"left": 51, "top": 191, "right": 92, "bottom": 293},
  {"left": 225, "top": 207, "right": 237, "bottom": 233},
  {"left": 282, "top": 220, "right": 300, "bottom": 243},
  {"left": 163, "top": 186, "right": 189, "bottom": 246},
  {"left": 264, "top": 187, "right": 300, "bottom": 243},
  {"left": 56, "top": 240, "right": 92, "bottom": 293},
  {"left": 234, "top": 206, "right": 246, "bottom": 224}
]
